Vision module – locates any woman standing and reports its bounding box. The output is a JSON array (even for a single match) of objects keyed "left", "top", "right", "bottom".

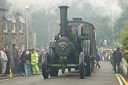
[
  {"left": 18, "top": 50, "right": 22, "bottom": 73},
  {"left": 23, "top": 51, "right": 31, "bottom": 76}
]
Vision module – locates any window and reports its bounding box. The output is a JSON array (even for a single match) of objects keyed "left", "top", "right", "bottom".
[
  {"left": 11, "top": 14, "right": 16, "bottom": 33},
  {"left": 19, "top": 22, "right": 22, "bottom": 32},
  {"left": 4, "top": 44, "right": 9, "bottom": 49},
  {"left": 19, "top": 16, "right": 25, "bottom": 33},
  {"left": 2, "top": 17, "right": 7, "bottom": 32},
  {"left": 11, "top": 23, "right": 16, "bottom": 33},
  {"left": 3, "top": 13, "right": 11, "bottom": 33}
]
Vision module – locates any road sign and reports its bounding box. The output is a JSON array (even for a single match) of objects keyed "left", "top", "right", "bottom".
[{"left": 103, "top": 40, "right": 107, "bottom": 45}]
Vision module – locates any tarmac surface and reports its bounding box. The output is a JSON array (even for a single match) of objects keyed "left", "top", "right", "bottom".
[{"left": 0, "top": 61, "right": 127, "bottom": 85}]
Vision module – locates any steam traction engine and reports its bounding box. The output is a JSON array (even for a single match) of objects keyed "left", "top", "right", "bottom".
[{"left": 41, "top": 6, "right": 96, "bottom": 79}]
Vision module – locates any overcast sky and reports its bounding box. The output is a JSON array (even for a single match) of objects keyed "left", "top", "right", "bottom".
[{"left": 7, "top": 0, "right": 123, "bottom": 22}]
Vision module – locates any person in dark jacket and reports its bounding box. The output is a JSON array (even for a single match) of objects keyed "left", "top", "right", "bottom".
[
  {"left": 13, "top": 47, "right": 19, "bottom": 73},
  {"left": 23, "top": 51, "right": 31, "bottom": 76},
  {"left": 5, "top": 49, "right": 10, "bottom": 74},
  {"left": 113, "top": 47, "right": 122, "bottom": 73},
  {"left": 21, "top": 50, "right": 26, "bottom": 73},
  {"left": 95, "top": 52, "right": 101, "bottom": 68}
]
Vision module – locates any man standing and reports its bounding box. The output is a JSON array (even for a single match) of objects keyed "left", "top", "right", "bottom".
[
  {"left": 0, "top": 48, "right": 8, "bottom": 77},
  {"left": 31, "top": 49, "right": 40, "bottom": 75},
  {"left": 95, "top": 52, "right": 101, "bottom": 68},
  {"left": 5, "top": 49, "right": 10, "bottom": 74},
  {"left": 113, "top": 47, "right": 122, "bottom": 73},
  {"left": 13, "top": 47, "right": 19, "bottom": 73}
]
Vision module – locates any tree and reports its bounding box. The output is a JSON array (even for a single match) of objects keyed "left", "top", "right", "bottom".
[
  {"left": 120, "top": 22, "right": 128, "bottom": 50},
  {"left": 120, "top": 22, "right": 128, "bottom": 62}
]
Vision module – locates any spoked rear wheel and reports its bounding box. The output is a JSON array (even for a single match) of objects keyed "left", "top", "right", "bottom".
[
  {"left": 91, "top": 57, "right": 95, "bottom": 72},
  {"left": 79, "top": 52, "right": 85, "bottom": 79},
  {"left": 85, "top": 40, "right": 91, "bottom": 76},
  {"left": 42, "top": 52, "right": 50, "bottom": 79}
]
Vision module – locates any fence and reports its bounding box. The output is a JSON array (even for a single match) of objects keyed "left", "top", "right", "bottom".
[{"left": 120, "top": 58, "right": 128, "bottom": 76}]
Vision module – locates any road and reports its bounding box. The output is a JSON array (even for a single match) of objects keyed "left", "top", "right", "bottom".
[{"left": 0, "top": 62, "right": 127, "bottom": 85}]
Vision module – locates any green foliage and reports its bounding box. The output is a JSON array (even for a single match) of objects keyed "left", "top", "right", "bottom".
[
  {"left": 123, "top": 54, "right": 128, "bottom": 63},
  {"left": 120, "top": 22, "right": 128, "bottom": 62},
  {"left": 120, "top": 22, "right": 128, "bottom": 50}
]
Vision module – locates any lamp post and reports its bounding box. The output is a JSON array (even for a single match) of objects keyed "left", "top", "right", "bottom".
[
  {"left": 48, "top": 22, "right": 50, "bottom": 42},
  {"left": 26, "top": 6, "right": 29, "bottom": 50},
  {"left": 111, "top": 8, "right": 115, "bottom": 42},
  {"left": 33, "top": 33, "right": 36, "bottom": 48}
]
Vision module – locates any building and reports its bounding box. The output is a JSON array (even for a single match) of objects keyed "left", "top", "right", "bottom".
[
  {"left": 0, "top": 0, "right": 33, "bottom": 69},
  {"left": 0, "top": 8, "right": 26, "bottom": 67}
]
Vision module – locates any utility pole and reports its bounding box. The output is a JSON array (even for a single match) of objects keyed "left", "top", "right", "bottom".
[
  {"left": 26, "top": 6, "right": 29, "bottom": 50},
  {"left": 33, "top": 33, "right": 36, "bottom": 48},
  {"left": 48, "top": 22, "right": 50, "bottom": 42},
  {"left": 111, "top": 8, "right": 114, "bottom": 42}
]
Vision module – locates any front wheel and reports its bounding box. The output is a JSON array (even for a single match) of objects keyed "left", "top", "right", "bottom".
[
  {"left": 49, "top": 48, "right": 59, "bottom": 76},
  {"left": 42, "top": 52, "right": 50, "bottom": 79},
  {"left": 79, "top": 52, "right": 85, "bottom": 79}
]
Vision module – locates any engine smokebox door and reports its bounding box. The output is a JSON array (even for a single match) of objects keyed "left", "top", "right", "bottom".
[{"left": 55, "top": 37, "right": 72, "bottom": 56}]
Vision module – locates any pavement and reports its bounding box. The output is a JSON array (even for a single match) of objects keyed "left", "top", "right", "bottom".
[
  {"left": 0, "top": 73, "right": 24, "bottom": 80},
  {"left": 0, "top": 71, "right": 41, "bottom": 80}
]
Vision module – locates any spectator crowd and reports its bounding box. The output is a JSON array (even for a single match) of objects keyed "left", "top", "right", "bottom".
[
  {"left": 96, "top": 47, "right": 123, "bottom": 73},
  {"left": 0, "top": 46, "right": 123, "bottom": 77},
  {"left": 0, "top": 47, "right": 44, "bottom": 77}
]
